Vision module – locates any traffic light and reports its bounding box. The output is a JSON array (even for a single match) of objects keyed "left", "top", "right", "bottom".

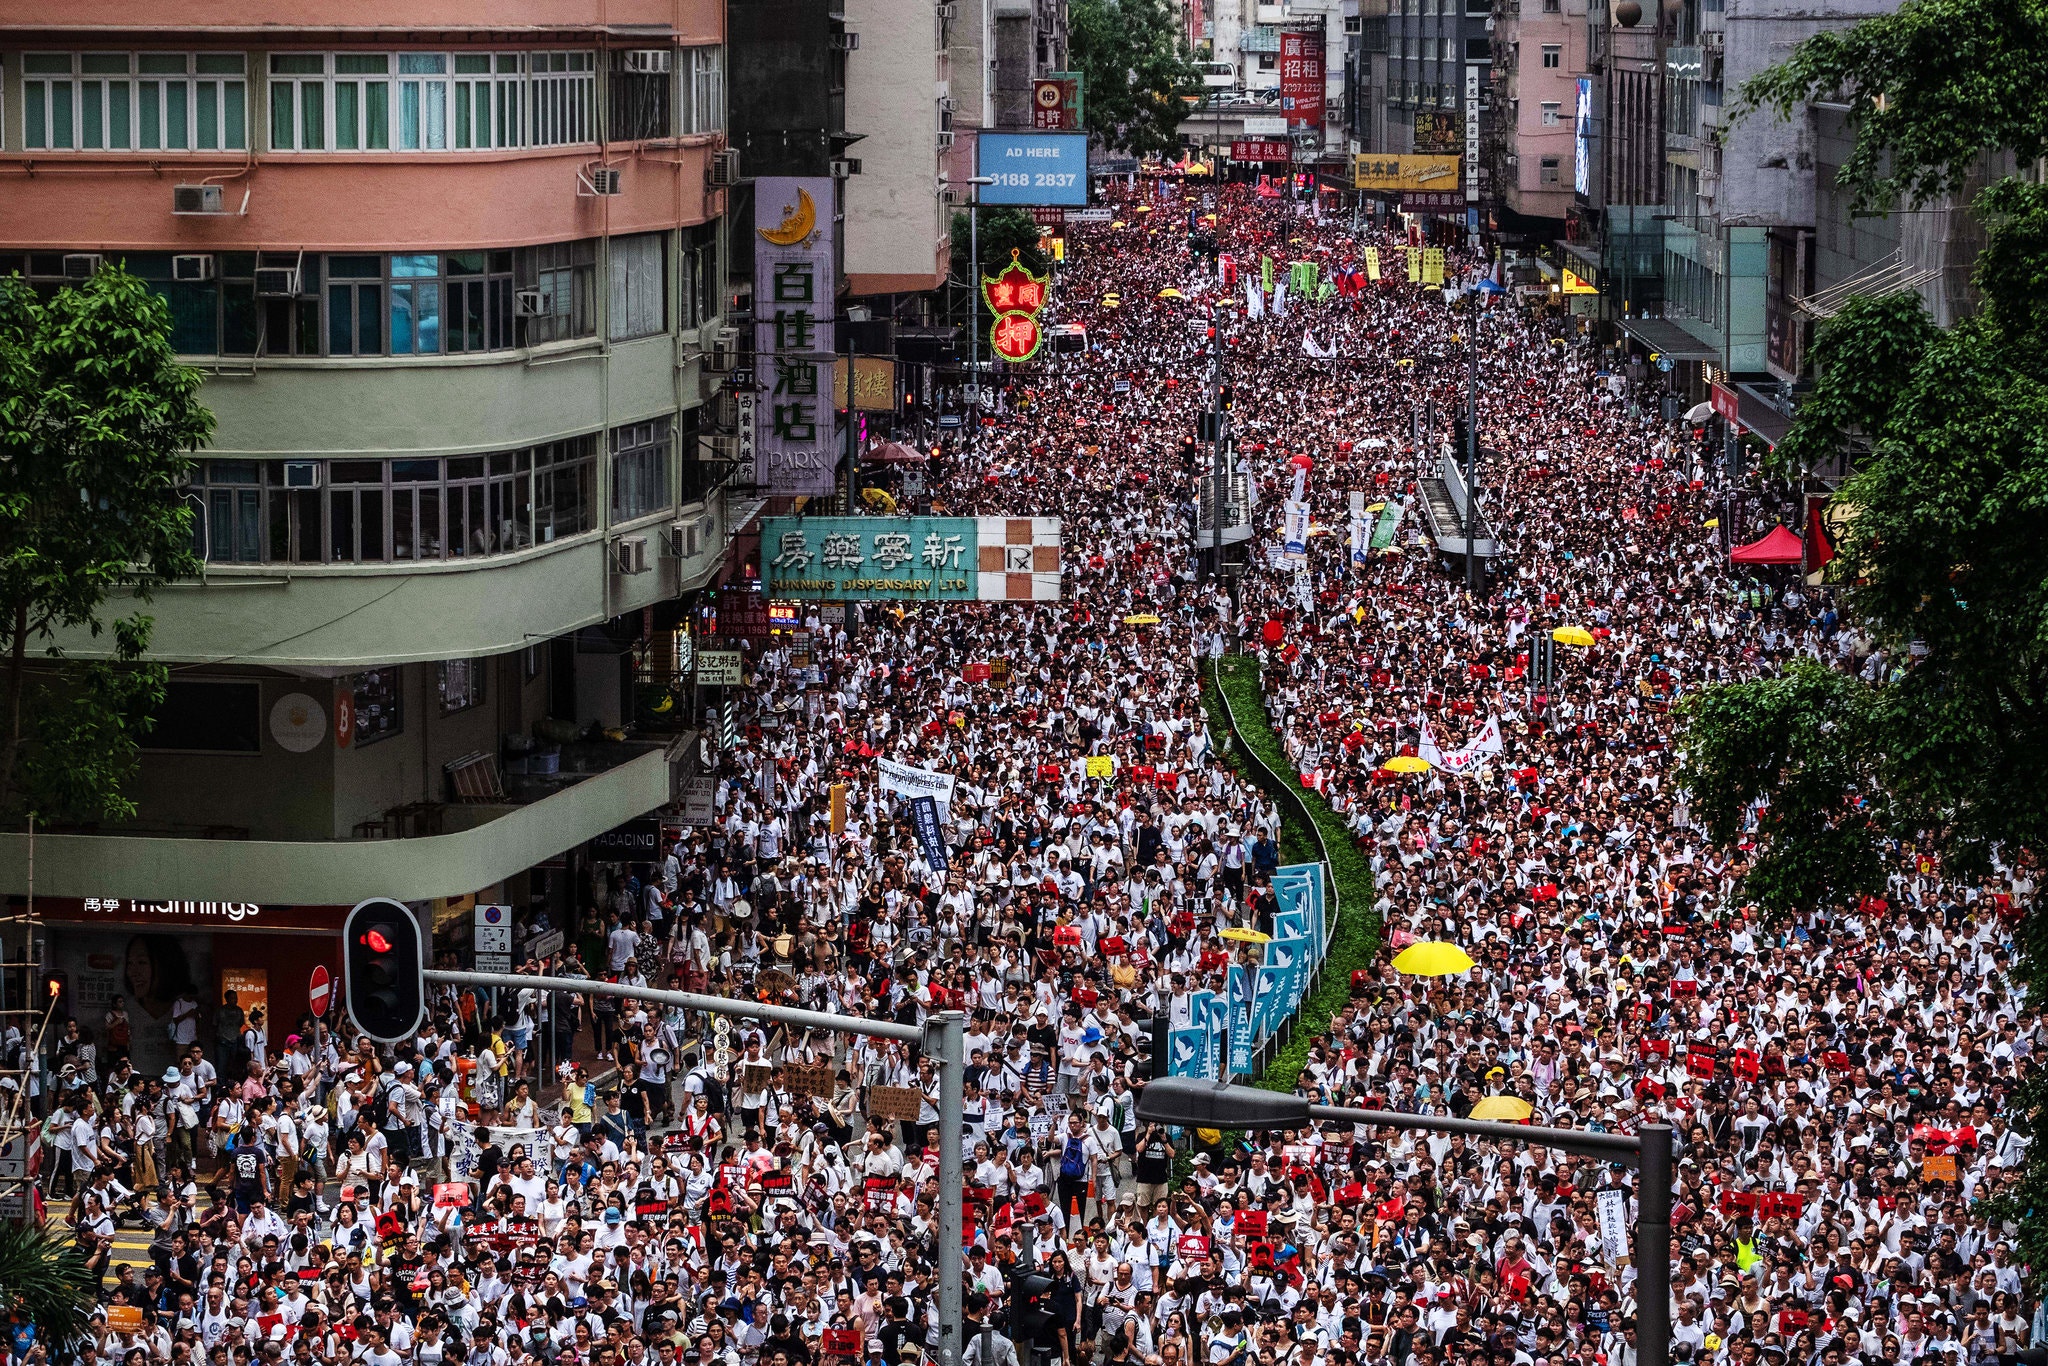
[
  {"left": 343, "top": 898, "right": 425, "bottom": 1042},
  {"left": 1007, "top": 1270, "right": 1059, "bottom": 1346}
]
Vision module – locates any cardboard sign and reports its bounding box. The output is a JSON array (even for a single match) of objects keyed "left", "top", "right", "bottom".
[
  {"left": 1922, "top": 1154, "right": 1959, "bottom": 1183},
  {"left": 866, "top": 1085, "right": 927, "bottom": 1123},
  {"left": 107, "top": 1306, "right": 145, "bottom": 1333},
  {"left": 1176, "top": 1233, "right": 1212, "bottom": 1261},
  {"left": 785, "top": 1061, "right": 838, "bottom": 1099}
]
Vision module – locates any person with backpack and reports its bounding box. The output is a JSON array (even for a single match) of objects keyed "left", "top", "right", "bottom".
[{"left": 1056, "top": 1112, "right": 1093, "bottom": 1223}]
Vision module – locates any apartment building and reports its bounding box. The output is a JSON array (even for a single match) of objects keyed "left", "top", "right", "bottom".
[
  {"left": 1490, "top": 0, "right": 1584, "bottom": 234},
  {"left": 0, "top": 0, "right": 735, "bottom": 1022}
]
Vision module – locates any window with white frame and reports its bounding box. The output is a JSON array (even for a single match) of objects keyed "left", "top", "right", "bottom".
[
  {"left": 681, "top": 46, "right": 725, "bottom": 134},
  {"left": 608, "top": 233, "right": 667, "bottom": 342},
  {"left": 267, "top": 50, "right": 592, "bottom": 152},
  {"left": 22, "top": 52, "right": 248, "bottom": 151},
  {"left": 1540, "top": 155, "right": 1561, "bottom": 185},
  {"left": 1542, "top": 44, "right": 1562, "bottom": 68},
  {"left": 1541, "top": 101, "right": 1561, "bottom": 126}
]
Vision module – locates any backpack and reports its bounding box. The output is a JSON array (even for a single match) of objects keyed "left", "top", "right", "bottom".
[
  {"left": 696, "top": 1069, "right": 727, "bottom": 1116},
  {"left": 1060, "top": 1136, "right": 1087, "bottom": 1179}
]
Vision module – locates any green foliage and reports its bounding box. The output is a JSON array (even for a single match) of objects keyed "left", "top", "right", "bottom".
[
  {"left": 0, "top": 1220, "right": 100, "bottom": 1349},
  {"left": 950, "top": 208, "right": 1053, "bottom": 325},
  {"left": 1676, "top": 661, "right": 1886, "bottom": 916},
  {"left": 1210, "top": 656, "right": 1379, "bottom": 1096},
  {"left": 1070, "top": 0, "right": 1203, "bottom": 161},
  {"left": 1734, "top": 0, "right": 2048, "bottom": 214},
  {"left": 1769, "top": 293, "right": 1935, "bottom": 479},
  {"left": 0, "top": 266, "right": 212, "bottom": 823}
]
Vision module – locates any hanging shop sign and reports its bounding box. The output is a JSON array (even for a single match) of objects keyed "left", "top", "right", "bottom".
[
  {"left": 762, "top": 517, "right": 1062, "bottom": 602},
  {"left": 753, "top": 176, "right": 840, "bottom": 496}
]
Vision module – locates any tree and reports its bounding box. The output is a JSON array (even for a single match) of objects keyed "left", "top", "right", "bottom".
[
  {"left": 0, "top": 1221, "right": 100, "bottom": 1350},
  {"left": 1069, "top": 0, "right": 1202, "bottom": 161},
  {"left": 1689, "top": 0, "right": 2048, "bottom": 1275},
  {"left": 0, "top": 265, "right": 213, "bottom": 825},
  {"left": 951, "top": 207, "right": 1052, "bottom": 300}
]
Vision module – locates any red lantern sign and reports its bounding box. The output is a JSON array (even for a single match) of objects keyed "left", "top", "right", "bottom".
[
  {"left": 981, "top": 248, "right": 1050, "bottom": 317},
  {"left": 990, "top": 311, "right": 1044, "bottom": 362}
]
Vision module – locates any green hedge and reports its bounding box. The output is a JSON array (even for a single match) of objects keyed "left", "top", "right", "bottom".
[{"left": 1207, "top": 656, "right": 1381, "bottom": 1095}]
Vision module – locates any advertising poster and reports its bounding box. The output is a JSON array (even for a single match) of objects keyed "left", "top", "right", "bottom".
[
  {"left": 1279, "top": 31, "right": 1325, "bottom": 132},
  {"left": 52, "top": 930, "right": 216, "bottom": 1080},
  {"left": 219, "top": 968, "right": 269, "bottom": 1041},
  {"left": 753, "top": 176, "right": 840, "bottom": 496}
]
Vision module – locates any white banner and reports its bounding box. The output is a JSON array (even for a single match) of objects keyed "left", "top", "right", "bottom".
[
  {"left": 1282, "top": 501, "right": 1310, "bottom": 565},
  {"left": 878, "top": 757, "right": 957, "bottom": 819},
  {"left": 1597, "top": 1188, "right": 1630, "bottom": 1264},
  {"left": 448, "top": 1120, "right": 547, "bottom": 1184},
  {"left": 1418, "top": 714, "right": 1502, "bottom": 777}
]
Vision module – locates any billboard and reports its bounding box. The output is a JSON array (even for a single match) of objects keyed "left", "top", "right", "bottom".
[
  {"left": 762, "top": 517, "right": 1062, "bottom": 601},
  {"left": 1031, "top": 75, "right": 1083, "bottom": 130},
  {"left": 1413, "top": 111, "right": 1462, "bottom": 154},
  {"left": 1352, "top": 154, "right": 1460, "bottom": 191},
  {"left": 976, "top": 132, "right": 1089, "bottom": 207},
  {"left": 1232, "top": 139, "right": 1293, "bottom": 163},
  {"left": 753, "top": 176, "right": 840, "bottom": 496},
  {"left": 1279, "top": 31, "right": 1325, "bottom": 132}
]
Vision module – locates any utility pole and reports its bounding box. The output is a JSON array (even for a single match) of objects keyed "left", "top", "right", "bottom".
[
  {"left": 1208, "top": 308, "right": 1226, "bottom": 586},
  {"left": 1465, "top": 282, "right": 1480, "bottom": 594}
]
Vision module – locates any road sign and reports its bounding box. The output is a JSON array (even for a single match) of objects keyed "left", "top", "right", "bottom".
[
  {"left": 475, "top": 903, "right": 513, "bottom": 973},
  {"left": 307, "top": 965, "right": 332, "bottom": 1020},
  {"left": 0, "top": 1134, "right": 27, "bottom": 1181}
]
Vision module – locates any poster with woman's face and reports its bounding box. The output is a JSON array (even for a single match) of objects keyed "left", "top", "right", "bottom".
[{"left": 52, "top": 931, "right": 212, "bottom": 1080}]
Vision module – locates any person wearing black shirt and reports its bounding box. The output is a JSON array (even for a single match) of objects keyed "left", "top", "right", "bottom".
[{"left": 877, "top": 1298, "right": 916, "bottom": 1366}]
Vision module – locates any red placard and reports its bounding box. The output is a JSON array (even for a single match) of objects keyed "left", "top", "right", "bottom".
[
  {"left": 1279, "top": 31, "right": 1326, "bottom": 132},
  {"left": 1177, "top": 1233, "right": 1212, "bottom": 1261}
]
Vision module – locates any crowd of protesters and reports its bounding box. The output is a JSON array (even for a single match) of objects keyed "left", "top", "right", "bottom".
[{"left": 36, "top": 177, "right": 2039, "bottom": 1366}]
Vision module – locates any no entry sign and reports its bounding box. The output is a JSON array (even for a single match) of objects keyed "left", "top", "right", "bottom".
[{"left": 308, "top": 964, "right": 332, "bottom": 1019}]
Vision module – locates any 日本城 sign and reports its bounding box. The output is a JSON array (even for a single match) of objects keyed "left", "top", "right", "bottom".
[
  {"left": 1352, "top": 155, "right": 1460, "bottom": 191},
  {"left": 754, "top": 176, "right": 840, "bottom": 496},
  {"left": 762, "top": 517, "right": 1063, "bottom": 602}
]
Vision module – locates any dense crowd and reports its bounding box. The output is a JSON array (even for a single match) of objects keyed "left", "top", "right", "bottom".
[{"left": 38, "top": 180, "right": 2039, "bottom": 1366}]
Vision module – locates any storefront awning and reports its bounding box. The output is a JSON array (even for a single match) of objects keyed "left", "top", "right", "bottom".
[{"left": 1618, "top": 315, "right": 1716, "bottom": 362}]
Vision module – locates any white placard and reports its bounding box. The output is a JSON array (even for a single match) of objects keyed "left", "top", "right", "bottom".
[{"left": 1596, "top": 1188, "right": 1630, "bottom": 1264}]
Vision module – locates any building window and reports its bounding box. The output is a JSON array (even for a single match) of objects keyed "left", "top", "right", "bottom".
[
  {"left": 611, "top": 421, "right": 672, "bottom": 523},
  {"left": 608, "top": 233, "right": 667, "bottom": 341},
  {"left": 23, "top": 52, "right": 247, "bottom": 151},
  {"left": 183, "top": 437, "right": 603, "bottom": 566},
  {"left": 437, "top": 659, "right": 486, "bottom": 714},
  {"left": 682, "top": 46, "right": 725, "bottom": 134},
  {"left": 347, "top": 669, "right": 404, "bottom": 747},
  {"left": 142, "top": 679, "right": 263, "bottom": 753},
  {"left": 268, "top": 50, "right": 592, "bottom": 152},
  {"left": 1540, "top": 156, "right": 1562, "bottom": 186},
  {"left": 445, "top": 251, "right": 516, "bottom": 352},
  {"left": 1541, "top": 101, "right": 1562, "bottom": 126},
  {"left": 610, "top": 50, "right": 673, "bottom": 141},
  {"left": 679, "top": 224, "right": 721, "bottom": 331},
  {"left": 524, "top": 239, "right": 599, "bottom": 345},
  {"left": 1542, "top": 44, "right": 1562, "bottom": 68}
]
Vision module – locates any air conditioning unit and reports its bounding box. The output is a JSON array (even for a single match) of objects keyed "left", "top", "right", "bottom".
[
  {"left": 669, "top": 514, "right": 718, "bottom": 558},
  {"left": 580, "top": 166, "right": 624, "bottom": 196},
  {"left": 172, "top": 254, "right": 216, "bottom": 282},
  {"left": 514, "top": 287, "right": 547, "bottom": 318},
  {"left": 172, "top": 183, "right": 225, "bottom": 215},
  {"left": 936, "top": 2, "right": 957, "bottom": 16},
  {"left": 937, "top": 130, "right": 956, "bottom": 149},
  {"left": 831, "top": 157, "right": 862, "bottom": 177},
  {"left": 255, "top": 267, "right": 300, "bottom": 297},
  {"left": 62, "top": 254, "right": 103, "bottom": 280},
  {"left": 624, "top": 49, "right": 673, "bottom": 74},
  {"left": 705, "top": 326, "right": 740, "bottom": 372},
  {"left": 283, "top": 461, "right": 323, "bottom": 489},
  {"left": 614, "top": 536, "right": 651, "bottom": 575},
  {"left": 832, "top": 31, "right": 861, "bottom": 49},
  {"left": 707, "top": 147, "right": 740, "bottom": 188}
]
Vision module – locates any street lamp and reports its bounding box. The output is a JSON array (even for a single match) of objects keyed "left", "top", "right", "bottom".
[
  {"left": 1137, "top": 1077, "right": 1673, "bottom": 1366},
  {"left": 945, "top": 174, "right": 998, "bottom": 456},
  {"left": 1443, "top": 279, "right": 1481, "bottom": 594}
]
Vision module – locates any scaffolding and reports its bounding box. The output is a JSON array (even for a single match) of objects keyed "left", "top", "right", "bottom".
[{"left": 0, "top": 817, "right": 55, "bottom": 1223}]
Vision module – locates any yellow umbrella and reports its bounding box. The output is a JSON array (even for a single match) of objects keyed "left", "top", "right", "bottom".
[
  {"left": 1469, "top": 1096, "right": 1533, "bottom": 1122},
  {"left": 1395, "top": 358, "right": 1416, "bottom": 367},
  {"left": 1221, "top": 927, "right": 1272, "bottom": 944},
  {"left": 1157, "top": 288, "right": 1184, "bottom": 299},
  {"left": 860, "top": 487, "right": 897, "bottom": 513},
  {"left": 1552, "top": 626, "right": 1596, "bottom": 647},
  {"left": 1134, "top": 205, "right": 1155, "bottom": 215},
  {"left": 1202, "top": 214, "right": 1218, "bottom": 224},
  {"left": 1122, "top": 613, "right": 1161, "bottom": 625},
  {"left": 1110, "top": 220, "right": 1127, "bottom": 229},
  {"left": 1391, "top": 941, "right": 1475, "bottom": 976},
  {"left": 1380, "top": 755, "right": 1432, "bottom": 773}
]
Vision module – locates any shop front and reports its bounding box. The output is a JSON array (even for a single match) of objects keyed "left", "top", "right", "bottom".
[{"left": 34, "top": 898, "right": 347, "bottom": 1080}]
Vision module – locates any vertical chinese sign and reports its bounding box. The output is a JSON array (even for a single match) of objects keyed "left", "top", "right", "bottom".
[
  {"left": 754, "top": 176, "right": 840, "bottom": 496},
  {"left": 1278, "top": 32, "right": 1324, "bottom": 135}
]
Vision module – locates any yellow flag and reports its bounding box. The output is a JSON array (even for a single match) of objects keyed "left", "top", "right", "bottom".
[
  {"left": 1404, "top": 248, "right": 1420, "bottom": 283},
  {"left": 1084, "top": 755, "right": 1116, "bottom": 779},
  {"left": 1365, "top": 247, "right": 1381, "bottom": 282},
  {"left": 1422, "top": 248, "right": 1446, "bottom": 286},
  {"left": 1703, "top": 518, "right": 1720, "bottom": 528}
]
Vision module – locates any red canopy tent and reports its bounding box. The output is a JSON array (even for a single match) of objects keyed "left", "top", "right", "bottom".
[{"left": 1730, "top": 525, "right": 1805, "bottom": 564}]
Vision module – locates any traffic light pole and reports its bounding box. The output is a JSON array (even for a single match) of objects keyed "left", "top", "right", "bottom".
[{"left": 418, "top": 970, "right": 968, "bottom": 1366}]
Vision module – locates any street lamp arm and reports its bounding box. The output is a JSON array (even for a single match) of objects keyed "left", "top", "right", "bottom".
[{"left": 1306, "top": 1101, "right": 1644, "bottom": 1165}]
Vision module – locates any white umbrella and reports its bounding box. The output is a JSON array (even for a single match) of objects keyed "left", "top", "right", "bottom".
[{"left": 1684, "top": 400, "right": 1715, "bottom": 423}]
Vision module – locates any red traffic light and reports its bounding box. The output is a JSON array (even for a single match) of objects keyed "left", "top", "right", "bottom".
[{"left": 360, "top": 929, "right": 394, "bottom": 953}]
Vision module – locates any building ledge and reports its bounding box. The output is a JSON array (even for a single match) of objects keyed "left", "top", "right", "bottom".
[{"left": 0, "top": 744, "right": 681, "bottom": 905}]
